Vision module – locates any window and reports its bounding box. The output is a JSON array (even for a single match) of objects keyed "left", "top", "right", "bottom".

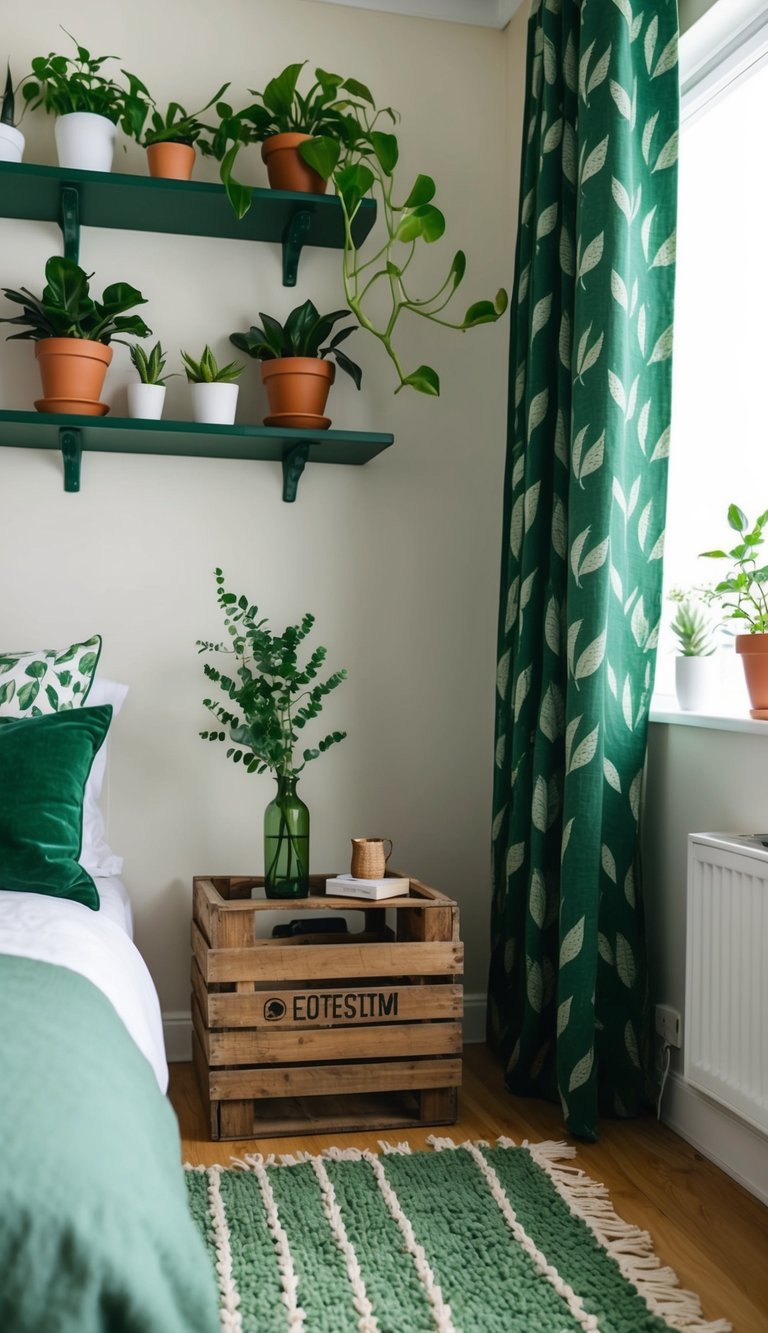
[{"left": 654, "top": 4, "right": 768, "bottom": 705}]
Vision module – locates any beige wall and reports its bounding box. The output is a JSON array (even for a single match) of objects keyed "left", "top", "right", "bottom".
[{"left": 1, "top": 0, "right": 526, "bottom": 1013}]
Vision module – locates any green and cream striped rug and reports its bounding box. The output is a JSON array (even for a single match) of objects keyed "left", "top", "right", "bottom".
[{"left": 185, "top": 1137, "right": 730, "bottom": 1333}]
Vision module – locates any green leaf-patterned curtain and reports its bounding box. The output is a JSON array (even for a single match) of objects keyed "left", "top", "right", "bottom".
[{"left": 489, "top": 0, "right": 678, "bottom": 1141}]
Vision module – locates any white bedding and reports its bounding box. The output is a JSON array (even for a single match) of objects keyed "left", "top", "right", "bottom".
[{"left": 0, "top": 877, "right": 168, "bottom": 1092}]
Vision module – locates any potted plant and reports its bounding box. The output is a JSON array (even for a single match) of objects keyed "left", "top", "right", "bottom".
[
  {"left": 197, "top": 567, "right": 347, "bottom": 898},
  {"left": 701, "top": 504, "right": 768, "bottom": 717},
  {"left": 22, "top": 33, "right": 125, "bottom": 172},
  {"left": 668, "top": 589, "right": 719, "bottom": 712},
  {"left": 127, "top": 341, "right": 175, "bottom": 419},
  {"left": 230, "top": 299, "right": 361, "bottom": 428},
  {"left": 181, "top": 345, "right": 243, "bottom": 425},
  {"left": 218, "top": 61, "right": 384, "bottom": 218},
  {"left": 1, "top": 255, "right": 151, "bottom": 414},
  {"left": 120, "top": 73, "right": 230, "bottom": 181},
  {"left": 0, "top": 64, "right": 25, "bottom": 163}
]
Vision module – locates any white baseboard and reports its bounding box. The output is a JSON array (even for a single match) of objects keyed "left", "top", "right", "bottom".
[
  {"left": 163, "top": 1010, "right": 193, "bottom": 1063},
  {"left": 163, "top": 992, "right": 488, "bottom": 1062},
  {"left": 662, "top": 1070, "right": 768, "bottom": 1205}
]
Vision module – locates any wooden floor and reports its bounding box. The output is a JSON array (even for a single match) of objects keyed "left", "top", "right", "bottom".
[{"left": 170, "top": 1044, "right": 768, "bottom": 1332}]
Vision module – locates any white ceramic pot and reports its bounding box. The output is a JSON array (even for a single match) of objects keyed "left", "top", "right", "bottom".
[
  {"left": 54, "top": 113, "right": 117, "bottom": 172},
  {"left": 674, "top": 655, "right": 721, "bottom": 712},
  {"left": 0, "top": 124, "right": 24, "bottom": 163},
  {"left": 191, "top": 382, "right": 239, "bottom": 426},
  {"left": 127, "top": 383, "right": 166, "bottom": 421}
]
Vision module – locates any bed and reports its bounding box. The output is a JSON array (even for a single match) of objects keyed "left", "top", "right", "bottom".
[{"left": 0, "top": 646, "right": 220, "bottom": 1333}]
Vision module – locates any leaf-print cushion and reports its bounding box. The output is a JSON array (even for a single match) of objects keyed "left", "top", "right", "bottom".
[{"left": 0, "top": 635, "right": 102, "bottom": 716}]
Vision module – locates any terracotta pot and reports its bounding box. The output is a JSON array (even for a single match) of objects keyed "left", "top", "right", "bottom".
[
  {"left": 35, "top": 339, "right": 112, "bottom": 407},
  {"left": 260, "top": 358, "right": 335, "bottom": 427},
  {"left": 735, "top": 634, "right": 768, "bottom": 717},
  {"left": 261, "top": 133, "right": 327, "bottom": 194},
  {"left": 146, "top": 141, "right": 196, "bottom": 181}
]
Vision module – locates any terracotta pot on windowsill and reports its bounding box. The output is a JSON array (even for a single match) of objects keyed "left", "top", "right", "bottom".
[
  {"left": 261, "top": 133, "right": 327, "bottom": 194},
  {"left": 735, "top": 633, "right": 768, "bottom": 718}
]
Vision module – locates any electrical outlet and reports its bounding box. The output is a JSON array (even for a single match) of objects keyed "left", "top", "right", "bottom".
[{"left": 655, "top": 1004, "right": 682, "bottom": 1048}]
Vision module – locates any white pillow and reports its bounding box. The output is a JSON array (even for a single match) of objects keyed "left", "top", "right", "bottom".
[{"left": 80, "top": 677, "right": 129, "bottom": 877}]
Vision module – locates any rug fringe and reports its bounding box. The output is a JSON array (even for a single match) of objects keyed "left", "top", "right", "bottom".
[{"left": 525, "top": 1142, "right": 733, "bottom": 1333}]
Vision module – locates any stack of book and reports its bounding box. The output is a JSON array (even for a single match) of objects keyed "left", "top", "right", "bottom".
[{"left": 325, "top": 874, "right": 410, "bottom": 901}]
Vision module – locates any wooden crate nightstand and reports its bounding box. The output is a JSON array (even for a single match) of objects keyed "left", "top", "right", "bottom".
[{"left": 191, "top": 874, "right": 463, "bottom": 1140}]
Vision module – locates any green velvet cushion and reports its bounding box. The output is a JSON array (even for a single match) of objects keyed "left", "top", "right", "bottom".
[{"left": 0, "top": 706, "right": 112, "bottom": 909}]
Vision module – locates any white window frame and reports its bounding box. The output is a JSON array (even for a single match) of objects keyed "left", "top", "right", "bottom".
[{"left": 650, "top": 0, "right": 768, "bottom": 732}]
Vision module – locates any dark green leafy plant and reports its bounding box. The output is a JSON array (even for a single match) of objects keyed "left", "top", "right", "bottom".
[
  {"left": 197, "top": 568, "right": 347, "bottom": 779},
  {"left": 230, "top": 300, "right": 362, "bottom": 388},
  {"left": 2, "top": 63, "right": 18, "bottom": 127},
  {"left": 119, "top": 72, "right": 229, "bottom": 147},
  {"left": 701, "top": 505, "right": 768, "bottom": 633},
  {"left": 22, "top": 32, "right": 124, "bottom": 122},
  {"left": 218, "top": 61, "right": 391, "bottom": 219},
  {"left": 129, "top": 341, "right": 175, "bottom": 384},
  {"left": 181, "top": 345, "right": 242, "bottom": 383},
  {"left": 0, "top": 256, "right": 151, "bottom": 344}
]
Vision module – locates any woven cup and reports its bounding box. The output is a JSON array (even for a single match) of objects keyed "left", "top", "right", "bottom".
[{"left": 350, "top": 838, "right": 393, "bottom": 879}]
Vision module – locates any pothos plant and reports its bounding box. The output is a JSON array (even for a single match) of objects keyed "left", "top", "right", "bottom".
[
  {"left": 22, "top": 33, "right": 125, "bottom": 122},
  {"left": 700, "top": 505, "right": 768, "bottom": 633},
  {"left": 300, "top": 82, "right": 508, "bottom": 395},
  {"left": 197, "top": 569, "right": 347, "bottom": 781}
]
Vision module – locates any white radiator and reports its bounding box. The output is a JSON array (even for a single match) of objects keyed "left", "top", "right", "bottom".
[{"left": 685, "top": 833, "right": 768, "bottom": 1135}]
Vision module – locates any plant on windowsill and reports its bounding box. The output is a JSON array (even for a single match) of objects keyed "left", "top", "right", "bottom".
[
  {"left": 119, "top": 72, "right": 230, "bottom": 180},
  {"left": 22, "top": 32, "right": 125, "bottom": 172},
  {"left": 197, "top": 567, "right": 348, "bottom": 897},
  {"left": 667, "top": 588, "right": 719, "bottom": 713},
  {"left": 127, "top": 341, "right": 176, "bottom": 420},
  {"left": 181, "top": 345, "right": 243, "bottom": 425},
  {"left": 701, "top": 504, "right": 768, "bottom": 718},
  {"left": 230, "top": 299, "right": 361, "bottom": 429},
  {"left": 0, "top": 255, "right": 151, "bottom": 415},
  {"left": 0, "top": 64, "right": 25, "bottom": 163}
]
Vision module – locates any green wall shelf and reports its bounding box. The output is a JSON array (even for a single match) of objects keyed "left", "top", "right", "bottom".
[
  {"left": 0, "top": 162, "right": 375, "bottom": 284},
  {"left": 0, "top": 410, "right": 393, "bottom": 502}
]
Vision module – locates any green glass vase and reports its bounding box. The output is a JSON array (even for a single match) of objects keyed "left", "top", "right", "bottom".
[{"left": 264, "top": 774, "right": 309, "bottom": 899}]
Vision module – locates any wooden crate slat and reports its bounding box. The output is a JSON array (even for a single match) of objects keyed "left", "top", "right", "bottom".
[
  {"left": 205, "top": 1020, "right": 462, "bottom": 1066},
  {"left": 204, "top": 939, "right": 462, "bottom": 984},
  {"left": 207, "top": 982, "right": 463, "bottom": 1029},
  {"left": 208, "top": 1057, "right": 463, "bottom": 1101}
]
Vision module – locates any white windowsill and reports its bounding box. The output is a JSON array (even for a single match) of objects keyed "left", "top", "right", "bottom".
[{"left": 650, "top": 696, "right": 768, "bottom": 736}]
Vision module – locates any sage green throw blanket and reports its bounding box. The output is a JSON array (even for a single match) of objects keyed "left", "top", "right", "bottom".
[{"left": 0, "top": 956, "right": 219, "bottom": 1333}]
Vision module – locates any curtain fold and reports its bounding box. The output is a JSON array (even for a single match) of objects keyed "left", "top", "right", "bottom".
[{"left": 489, "top": 0, "right": 679, "bottom": 1140}]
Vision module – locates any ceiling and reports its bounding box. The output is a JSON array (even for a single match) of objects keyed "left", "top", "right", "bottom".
[{"left": 305, "top": 0, "right": 524, "bottom": 29}]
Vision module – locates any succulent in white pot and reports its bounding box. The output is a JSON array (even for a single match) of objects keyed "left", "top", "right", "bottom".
[
  {"left": 0, "top": 65, "right": 25, "bottom": 163},
  {"left": 127, "top": 342, "right": 176, "bottom": 420},
  {"left": 181, "top": 345, "right": 243, "bottom": 426},
  {"left": 669, "top": 590, "right": 720, "bottom": 712}
]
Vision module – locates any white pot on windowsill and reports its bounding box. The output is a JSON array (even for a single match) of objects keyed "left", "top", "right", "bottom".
[
  {"left": 127, "top": 383, "right": 166, "bottom": 421},
  {"left": 0, "top": 124, "right": 24, "bottom": 163},
  {"left": 54, "top": 112, "right": 117, "bottom": 172},
  {"left": 674, "top": 655, "right": 721, "bottom": 712},
  {"left": 190, "top": 382, "right": 239, "bottom": 426}
]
